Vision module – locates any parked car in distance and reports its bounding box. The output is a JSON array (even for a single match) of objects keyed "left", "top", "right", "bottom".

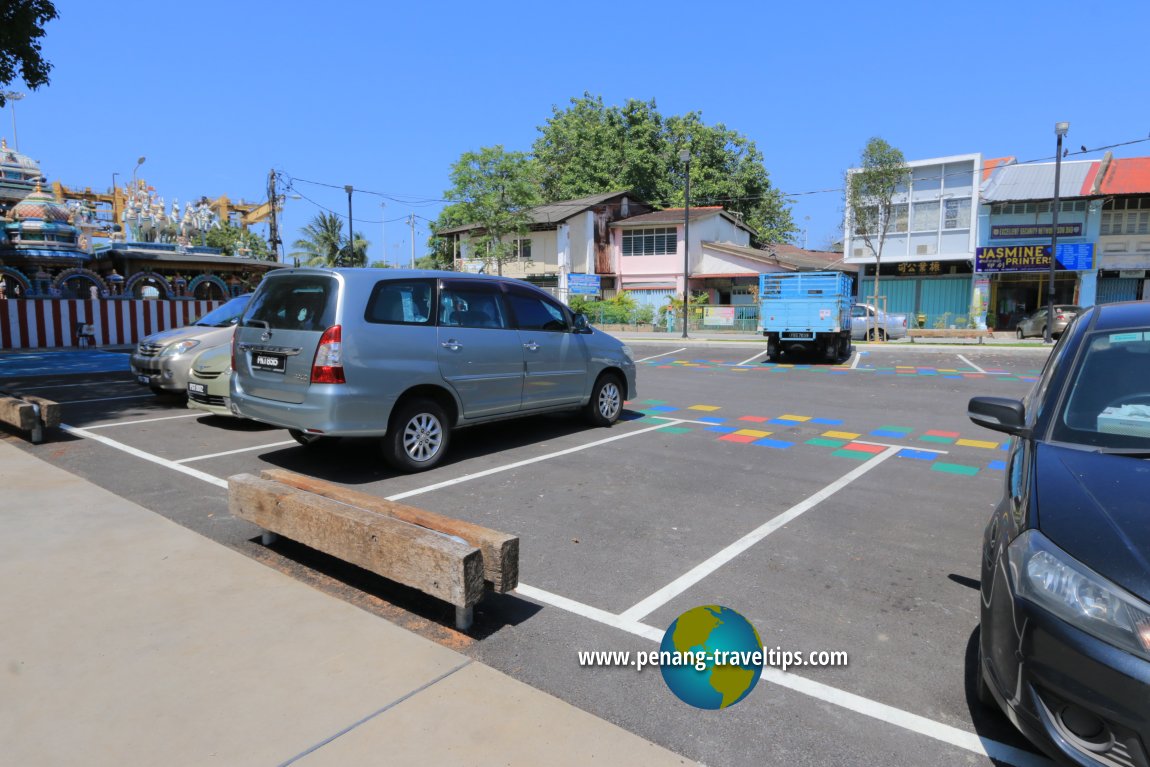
[
  {"left": 1016, "top": 304, "right": 1082, "bottom": 339},
  {"left": 130, "top": 294, "right": 252, "bottom": 396},
  {"left": 968, "top": 301, "right": 1150, "bottom": 767},
  {"left": 229, "top": 269, "right": 637, "bottom": 473},
  {"left": 849, "top": 303, "right": 907, "bottom": 341},
  {"left": 186, "top": 343, "right": 234, "bottom": 417}
]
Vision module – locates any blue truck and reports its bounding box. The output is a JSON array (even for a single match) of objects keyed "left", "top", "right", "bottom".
[{"left": 758, "top": 271, "right": 853, "bottom": 362}]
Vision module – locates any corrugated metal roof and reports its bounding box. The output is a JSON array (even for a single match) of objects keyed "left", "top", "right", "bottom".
[
  {"left": 980, "top": 160, "right": 1097, "bottom": 201},
  {"left": 612, "top": 206, "right": 723, "bottom": 225},
  {"left": 436, "top": 190, "right": 636, "bottom": 234},
  {"left": 1098, "top": 157, "right": 1150, "bottom": 195}
]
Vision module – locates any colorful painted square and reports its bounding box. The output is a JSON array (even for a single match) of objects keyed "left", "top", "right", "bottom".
[
  {"left": 823, "top": 430, "right": 860, "bottom": 440},
  {"left": 844, "top": 442, "right": 886, "bottom": 454},
  {"left": 739, "top": 416, "right": 770, "bottom": 423},
  {"left": 705, "top": 425, "right": 737, "bottom": 433},
  {"left": 897, "top": 449, "right": 938, "bottom": 461},
  {"left": 832, "top": 449, "right": 873, "bottom": 461},
  {"left": 809, "top": 417, "right": 844, "bottom": 425},
  {"left": 932, "top": 463, "right": 980, "bottom": 476},
  {"left": 689, "top": 405, "right": 722, "bottom": 412},
  {"left": 988, "top": 460, "right": 1007, "bottom": 471},
  {"left": 734, "top": 429, "right": 772, "bottom": 438},
  {"left": 660, "top": 427, "right": 693, "bottom": 435},
  {"left": 956, "top": 438, "right": 999, "bottom": 449},
  {"left": 644, "top": 405, "right": 679, "bottom": 413},
  {"left": 919, "top": 435, "right": 956, "bottom": 444},
  {"left": 697, "top": 417, "right": 726, "bottom": 425},
  {"left": 806, "top": 438, "right": 847, "bottom": 448},
  {"left": 753, "top": 438, "right": 793, "bottom": 449},
  {"left": 719, "top": 433, "right": 759, "bottom": 444},
  {"left": 871, "top": 429, "right": 910, "bottom": 438},
  {"left": 924, "top": 430, "right": 960, "bottom": 438},
  {"left": 778, "top": 414, "right": 811, "bottom": 422}
]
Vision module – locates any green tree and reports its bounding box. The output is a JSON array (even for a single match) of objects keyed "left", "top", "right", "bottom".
[
  {"left": 440, "top": 145, "right": 541, "bottom": 276},
  {"left": 205, "top": 221, "right": 271, "bottom": 260},
  {"left": 845, "top": 137, "right": 911, "bottom": 338},
  {"left": 290, "top": 212, "right": 369, "bottom": 268},
  {"left": 0, "top": 1, "right": 57, "bottom": 108},
  {"left": 532, "top": 93, "right": 796, "bottom": 244}
]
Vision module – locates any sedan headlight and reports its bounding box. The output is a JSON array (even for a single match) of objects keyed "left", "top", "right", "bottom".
[
  {"left": 1009, "top": 530, "right": 1150, "bottom": 659},
  {"left": 161, "top": 339, "right": 201, "bottom": 357}
]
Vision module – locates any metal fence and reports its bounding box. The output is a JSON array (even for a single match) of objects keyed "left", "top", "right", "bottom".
[{"left": 582, "top": 304, "right": 761, "bottom": 334}]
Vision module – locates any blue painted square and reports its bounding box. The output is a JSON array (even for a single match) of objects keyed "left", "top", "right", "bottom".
[
  {"left": 988, "top": 460, "right": 1007, "bottom": 471},
  {"left": 705, "top": 426, "right": 738, "bottom": 434},
  {"left": 871, "top": 429, "right": 909, "bottom": 438},
  {"left": 809, "top": 417, "right": 844, "bottom": 425},
  {"left": 697, "top": 417, "right": 726, "bottom": 425},
  {"left": 897, "top": 449, "right": 938, "bottom": 461},
  {"left": 999, "top": 443, "right": 1011, "bottom": 451},
  {"left": 645, "top": 406, "right": 678, "bottom": 413},
  {"left": 752, "top": 438, "right": 792, "bottom": 449},
  {"left": 875, "top": 370, "right": 895, "bottom": 375},
  {"left": 768, "top": 419, "right": 798, "bottom": 426},
  {"left": 943, "top": 375, "right": 962, "bottom": 380},
  {"left": 827, "top": 370, "right": 850, "bottom": 375}
]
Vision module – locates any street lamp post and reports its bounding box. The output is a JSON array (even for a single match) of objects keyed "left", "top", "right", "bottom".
[
  {"left": 679, "top": 147, "right": 691, "bottom": 339},
  {"left": 1046, "top": 122, "right": 1070, "bottom": 344},
  {"left": 343, "top": 185, "right": 354, "bottom": 268},
  {"left": 4, "top": 92, "right": 24, "bottom": 150},
  {"left": 131, "top": 156, "right": 146, "bottom": 190},
  {"left": 380, "top": 202, "right": 387, "bottom": 267}
]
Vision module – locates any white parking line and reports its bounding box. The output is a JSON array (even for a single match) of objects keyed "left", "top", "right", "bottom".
[
  {"left": 84, "top": 413, "right": 203, "bottom": 430},
  {"left": 850, "top": 350, "right": 862, "bottom": 369},
  {"left": 956, "top": 354, "right": 987, "bottom": 374},
  {"left": 851, "top": 439, "right": 949, "bottom": 455},
  {"left": 175, "top": 441, "right": 298, "bottom": 464},
  {"left": 649, "top": 415, "right": 724, "bottom": 426},
  {"left": 386, "top": 420, "right": 686, "bottom": 502},
  {"left": 516, "top": 583, "right": 1048, "bottom": 767},
  {"left": 635, "top": 348, "right": 686, "bottom": 363},
  {"left": 618, "top": 445, "right": 902, "bottom": 622},
  {"left": 735, "top": 349, "right": 770, "bottom": 366},
  {"left": 61, "top": 424, "right": 228, "bottom": 489},
  {"left": 57, "top": 394, "right": 155, "bottom": 404}
]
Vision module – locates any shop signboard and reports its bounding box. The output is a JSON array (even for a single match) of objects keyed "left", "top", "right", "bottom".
[
  {"left": 990, "top": 223, "right": 1082, "bottom": 239},
  {"left": 975, "top": 243, "right": 1094, "bottom": 272},
  {"left": 703, "top": 306, "right": 736, "bottom": 326}
]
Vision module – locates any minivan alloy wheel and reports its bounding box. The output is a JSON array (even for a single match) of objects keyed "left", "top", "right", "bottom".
[
  {"left": 403, "top": 413, "right": 443, "bottom": 463},
  {"left": 598, "top": 381, "right": 621, "bottom": 421}
]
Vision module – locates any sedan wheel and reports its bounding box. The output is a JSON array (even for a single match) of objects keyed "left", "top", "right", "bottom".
[{"left": 585, "top": 374, "right": 623, "bottom": 427}]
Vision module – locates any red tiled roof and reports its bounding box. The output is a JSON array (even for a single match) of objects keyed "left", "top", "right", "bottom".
[{"left": 1097, "top": 157, "right": 1150, "bottom": 195}]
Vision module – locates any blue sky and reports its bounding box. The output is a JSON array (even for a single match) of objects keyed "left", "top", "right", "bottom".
[{"left": 9, "top": 1, "right": 1150, "bottom": 263}]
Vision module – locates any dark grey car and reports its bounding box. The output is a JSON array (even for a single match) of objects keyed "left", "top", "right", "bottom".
[
  {"left": 1016, "top": 305, "right": 1082, "bottom": 339},
  {"left": 229, "top": 269, "right": 637, "bottom": 472}
]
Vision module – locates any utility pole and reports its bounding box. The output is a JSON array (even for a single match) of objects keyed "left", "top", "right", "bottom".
[
  {"left": 267, "top": 169, "right": 280, "bottom": 263},
  {"left": 380, "top": 202, "right": 386, "bottom": 267},
  {"left": 343, "top": 185, "right": 353, "bottom": 268},
  {"left": 409, "top": 214, "right": 416, "bottom": 268}
]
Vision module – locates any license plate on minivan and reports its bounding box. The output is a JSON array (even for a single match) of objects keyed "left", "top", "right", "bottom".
[{"left": 251, "top": 352, "right": 286, "bottom": 373}]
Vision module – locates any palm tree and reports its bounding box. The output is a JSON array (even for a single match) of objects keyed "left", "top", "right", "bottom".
[{"left": 291, "top": 213, "right": 343, "bottom": 267}]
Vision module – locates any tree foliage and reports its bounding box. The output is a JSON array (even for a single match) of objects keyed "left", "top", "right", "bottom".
[
  {"left": 0, "top": 1, "right": 57, "bottom": 108},
  {"left": 845, "top": 137, "right": 910, "bottom": 332},
  {"left": 532, "top": 93, "right": 796, "bottom": 244},
  {"left": 205, "top": 221, "right": 271, "bottom": 260},
  {"left": 441, "top": 145, "right": 540, "bottom": 275},
  {"left": 290, "top": 212, "right": 369, "bottom": 268}
]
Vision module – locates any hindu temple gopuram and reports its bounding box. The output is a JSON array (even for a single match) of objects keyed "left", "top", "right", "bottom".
[{"left": 0, "top": 137, "right": 280, "bottom": 301}]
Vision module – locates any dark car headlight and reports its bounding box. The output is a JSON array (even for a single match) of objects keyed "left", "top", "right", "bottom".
[{"left": 1009, "top": 530, "right": 1150, "bottom": 660}]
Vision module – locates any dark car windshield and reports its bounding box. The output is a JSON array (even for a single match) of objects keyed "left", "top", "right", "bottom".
[
  {"left": 194, "top": 294, "right": 252, "bottom": 327},
  {"left": 1053, "top": 329, "right": 1150, "bottom": 449}
]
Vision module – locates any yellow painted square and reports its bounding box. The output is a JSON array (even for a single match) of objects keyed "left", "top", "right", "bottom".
[
  {"left": 734, "top": 429, "right": 772, "bottom": 438},
  {"left": 938, "top": 369, "right": 958, "bottom": 373},
  {"left": 823, "top": 430, "right": 861, "bottom": 440},
  {"left": 778, "top": 414, "right": 811, "bottom": 421},
  {"left": 689, "top": 405, "right": 722, "bottom": 412},
  {"left": 956, "top": 438, "right": 999, "bottom": 449}
]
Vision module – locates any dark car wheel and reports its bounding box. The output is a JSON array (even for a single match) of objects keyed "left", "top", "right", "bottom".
[
  {"left": 1016, "top": 327, "right": 1024, "bottom": 339},
  {"left": 288, "top": 428, "right": 339, "bottom": 448},
  {"left": 868, "top": 328, "right": 886, "bottom": 341},
  {"left": 383, "top": 398, "right": 450, "bottom": 473},
  {"left": 584, "top": 373, "right": 623, "bottom": 427}
]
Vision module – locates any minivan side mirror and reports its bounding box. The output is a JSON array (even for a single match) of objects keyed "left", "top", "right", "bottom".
[
  {"left": 573, "top": 312, "right": 592, "bottom": 334},
  {"left": 968, "top": 396, "right": 1029, "bottom": 437}
]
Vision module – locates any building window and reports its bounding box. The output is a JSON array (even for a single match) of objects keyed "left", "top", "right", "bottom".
[
  {"left": 912, "top": 201, "right": 939, "bottom": 231},
  {"left": 622, "top": 227, "right": 677, "bottom": 256},
  {"left": 889, "top": 204, "right": 909, "bottom": 233},
  {"left": 944, "top": 198, "right": 971, "bottom": 229},
  {"left": 513, "top": 238, "right": 532, "bottom": 261}
]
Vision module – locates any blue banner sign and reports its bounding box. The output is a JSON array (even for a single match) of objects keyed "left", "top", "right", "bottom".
[
  {"left": 975, "top": 243, "right": 1094, "bottom": 272},
  {"left": 568, "top": 273, "right": 601, "bottom": 295}
]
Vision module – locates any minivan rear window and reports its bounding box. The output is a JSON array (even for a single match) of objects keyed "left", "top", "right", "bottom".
[
  {"left": 365, "top": 279, "right": 435, "bottom": 325},
  {"left": 243, "top": 275, "right": 336, "bottom": 331}
]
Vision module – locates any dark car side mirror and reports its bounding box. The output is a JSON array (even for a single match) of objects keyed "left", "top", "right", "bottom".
[
  {"left": 573, "top": 312, "right": 592, "bottom": 334},
  {"left": 968, "top": 396, "right": 1029, "bottom": 437}
]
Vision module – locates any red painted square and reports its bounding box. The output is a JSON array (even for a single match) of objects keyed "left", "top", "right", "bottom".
[
  {"left": 719, "top": 433, "right": 759, "bottom": 444},
  {"left": 739, "top": 416, "right": 770, "bottom": 422},
  {"left": 924, "top": 430, "right": 960, "bottom": 438},
  {"left": 843, "top": 442, "right": 886, "bottom": 454}
]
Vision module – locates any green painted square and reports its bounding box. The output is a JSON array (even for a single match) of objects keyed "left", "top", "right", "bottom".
[
  {"left": 932, "top": 463, "right": 979, "bottom": 476},
  {"left": 660, "top": 427, "right": 693, "bottom": 435},
  {"left": 806, "top": 438, "right": 847, "bottom": 448},
  {"left": 831, "top": 449, "right": 872, "bottom": 460},
  {"left": 642, "top": 399, "right": 667, "bottom": 405},
  {"left": 879, "top": 425, "right": 914, "bottom": 433},
  {"left": 919, "top": 435, "right": 956, "bottom": 444}
]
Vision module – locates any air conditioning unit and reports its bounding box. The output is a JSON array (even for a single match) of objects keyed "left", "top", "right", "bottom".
[
  {"left": 916, "top": 244, "right": 937, "bottom": 256},
  {"left": 853, "top": 248, "right": 864, "bottom": 257}
]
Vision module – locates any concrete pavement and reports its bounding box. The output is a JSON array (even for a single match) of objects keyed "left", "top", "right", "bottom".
[{"left": 0, "top": 439, "right": 694, "bottom": 767}]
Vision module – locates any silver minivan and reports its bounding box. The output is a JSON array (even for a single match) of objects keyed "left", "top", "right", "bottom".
[{"left": 229, "top": 269, "right": 637, "bottom": 472}]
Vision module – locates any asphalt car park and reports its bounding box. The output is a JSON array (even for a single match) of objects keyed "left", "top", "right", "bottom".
[{"left": 0, "top": 341, "right": 1056, "bottom": 766}]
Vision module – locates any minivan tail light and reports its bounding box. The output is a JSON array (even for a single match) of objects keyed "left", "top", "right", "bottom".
[{"left": 311, "top": 325, "right": 346, "bottom": 384}]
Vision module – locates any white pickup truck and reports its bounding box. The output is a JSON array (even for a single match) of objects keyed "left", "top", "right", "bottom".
[{"left": 850, "top": 303, "right": 908, "bottom": 341}]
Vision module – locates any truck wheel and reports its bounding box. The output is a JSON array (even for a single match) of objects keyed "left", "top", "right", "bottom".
[{"left": 383, "top": 398, "right": 450, "bottom": 473}]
